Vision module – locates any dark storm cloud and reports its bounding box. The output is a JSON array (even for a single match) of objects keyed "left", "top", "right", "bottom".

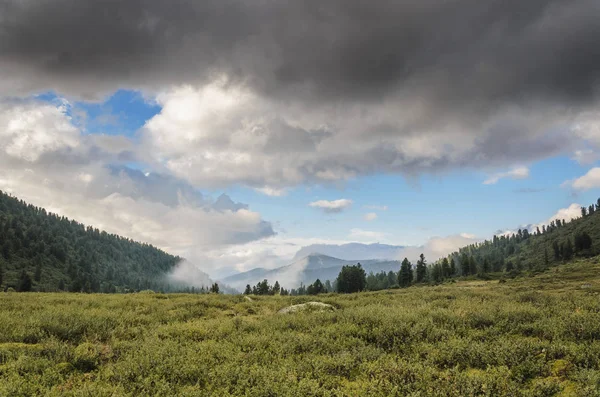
[{"left": 1, "top": 0, "right": 599, "bottom": 106}]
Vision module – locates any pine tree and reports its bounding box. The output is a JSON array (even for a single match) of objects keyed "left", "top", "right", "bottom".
[
  {"left": 469, "top": 256, "right": 478, "bottom": 275},
  {"left": 481, "top": 258, "right": 490, "bottom": 274},
  {"left": 336, "top": 263, "right": 367, "bottom": 293},
  {"left": 562, "top": 240, "right": 573, "bottom": 261},
  {"left": 34, "top": 263, "right": 42, "bottom": 282},
  {"left": 273, "top": 281, "right": 281, "bottom": 295},
  {"left": 210, "top": 283, "right": 220, "bottom": 294},
  {"left": 18, "top": 270, "right": 32, "bottom": 292},
  {"left": 449, "top": 257, "right": 456, "bottom": 276},
  {"left": 307, "top": 279, "right": 325, "bottom": 295},
  {"left": 441, "top": 257, "right": 450, "bottom": 279},
  {"left": 416, "top": 254, "right": 427, "bottom": 282},
  {"left": 460, "top": 253, "right": 470, "bottom": 276},
  {"left": 398, "top": 258, "right": 413, "bottom": 287},
  {"left": 244, "top": 284, "right": 252, "bottom": 295},
  {"left": 431, "top": 263, "right": 442, "bottom": 283},
  {"left": 552, "top": 240, "right": 560, "bottom": 260}
]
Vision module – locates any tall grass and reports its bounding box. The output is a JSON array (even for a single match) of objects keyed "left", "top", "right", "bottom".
[{"left": 1, "top": 259, "right": 600, "bottom": 396}]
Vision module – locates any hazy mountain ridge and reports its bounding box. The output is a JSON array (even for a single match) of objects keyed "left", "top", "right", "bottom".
[
  {"left": 221, "top": 253, "right": 400, "bottom": 290},
  {"left": 293, "top": 243, "right": 404, "bottom": 261}
]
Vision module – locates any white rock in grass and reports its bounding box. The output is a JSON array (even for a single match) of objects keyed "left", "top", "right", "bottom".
[{"left": 277, "top": 302, "right": 335, "bottom": 314}]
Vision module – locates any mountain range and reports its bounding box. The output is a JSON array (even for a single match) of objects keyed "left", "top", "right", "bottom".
[
  {"left": 293, "top": 243, "right": 404, "bottom": 261},
  {"left": 221, "top": 253, "right": 401, "bottom": 290}
]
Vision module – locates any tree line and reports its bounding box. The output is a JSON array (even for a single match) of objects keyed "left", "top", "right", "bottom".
[{"left": 0, "top": 190, "right": 185, "bottom": 293}]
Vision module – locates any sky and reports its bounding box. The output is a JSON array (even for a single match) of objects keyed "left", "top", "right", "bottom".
[{"left": 1, "top": 0, "right": 600, "bottom": 279}]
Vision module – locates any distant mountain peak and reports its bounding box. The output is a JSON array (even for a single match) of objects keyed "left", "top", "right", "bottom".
[{"left": 294, "top": 242, "right": 404, "bottom": 261}]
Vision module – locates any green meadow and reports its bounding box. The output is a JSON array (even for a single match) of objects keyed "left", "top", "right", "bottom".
[{"left": 2, "top": 259, "right": 600, "bottom": 396}]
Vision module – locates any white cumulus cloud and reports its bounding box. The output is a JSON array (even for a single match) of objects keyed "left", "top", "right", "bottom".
[
  {"left": 566, "top": 168, "right": 600, "bottom": 191},
  {"left": 483, "top": 166, "right": 530, "bottom": 185},
  {"left": 309, "top": 199, "right": 353, "bottom": 213}
]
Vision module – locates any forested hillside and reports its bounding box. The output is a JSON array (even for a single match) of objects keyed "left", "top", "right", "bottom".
[
  {"left": 0, "top": 191, "right": 182, "bottom": 292},
  {"left": 424, "top": 198, "right": 600, "bottom": 283}
]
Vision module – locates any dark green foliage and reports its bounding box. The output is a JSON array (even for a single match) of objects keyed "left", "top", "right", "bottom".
[
  {"left": 562, "top": 240, "right": 573, "bottom": 261},
  {"left": 366, "top": 271, "right": 397, "bottom": 291},
  {"left": 440, "top": 197, "right": 600, "bottom": 279},
  {"left": 0, "top": 190, "right": 181, "bottom": 292},
  {"left": 210, "top": 283, "right": 220, "bottom": 293},
  {"left": 574, "top": 231, "right": 592, "bottom": 252},
  {"left": 306, "top": 279, "right": 325, "bottom": 295},
  {"left": 34, "top": 263, "right": 41, "bottom": 282},
  {"left": 17, "top": 270, "right": 32, "bottom": 292},
  {"left": 415, "top": 253, "right": 427, "bottom": 282},
  {"left": 553, "top": 240, "right": 560, "bottom": 260},
  {"left": 249, "top": 279, "right": 288, "bottom": 295},
  {"left": 441, "top": 257, "right": 450, "bottom": 279},
  {"left": 398, "top": 258, "right": 413, "bottom": 288},
  {"left": 460, "top": 253, "right": 470, "bottom": 276},
  {"left": 336, "top": 263, "right": 367, "bottom": 293},
  {"left": 506, "top": 261, "right": 514, "bottom": 272},
  {"left": 469, "top": 256, "right": 477, "bottom": 275},
  {"left": 272, "top": 281, "right": 281, "bottom": 295}
]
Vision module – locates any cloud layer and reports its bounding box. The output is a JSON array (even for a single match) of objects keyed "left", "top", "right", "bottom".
[
  {"left": 1, "top": 0, "right": 599, "bottom": 188},
  {"left": 0, "top": 98, "right": 274, "bottom": 275},
  {"left": 2, "top": 0, "right": 600, "bottom": 278}
]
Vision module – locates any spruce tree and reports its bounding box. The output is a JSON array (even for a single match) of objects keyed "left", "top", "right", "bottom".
[
  {"left": 481, "top": 258, "right": 490, "bottom": 274},
  {"left": 441, "top": 257, "right": 450, "bottom": 279},
  {"left": 415, "top": 254, "right": 427, "bottom": 282},
  {"left": 505, "top": 261, "right": 513, "bottom": 272},
  {"left": 18, "top": 270, "right": 32, "bottom": 292},
  {"left": 460, "top": 253, "right": 470, "bottom": 276},
  {"left": 34, "top": 264, "right": 42, "bottom": 282},
  {"left": 469, "top": 256, "right": 477, "bottom": 275},
  {"left": 336, "top": 264, "right": 366, "bottom": 293},
  {"left": 398, "top": 258, "right": 413, "bottom": 287},
  {"left": 449, "top": 257, "right": 456, "bottom": 276}
]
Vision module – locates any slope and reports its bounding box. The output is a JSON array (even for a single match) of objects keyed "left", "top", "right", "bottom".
[
  {"left": 0, "top": 190, "right": 209, "bottom": 292},
  {"left": 437, "top": 198, "right": 600, "bottom": 279}
]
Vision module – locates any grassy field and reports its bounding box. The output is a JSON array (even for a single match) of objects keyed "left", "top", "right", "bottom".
[{"left": 2, "top": 260, "right": 600, "bottom": 396}]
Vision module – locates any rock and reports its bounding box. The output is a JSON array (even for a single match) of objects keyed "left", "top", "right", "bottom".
[{"left": 277, "top": 302, "right": 335, "bottom": 314}]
